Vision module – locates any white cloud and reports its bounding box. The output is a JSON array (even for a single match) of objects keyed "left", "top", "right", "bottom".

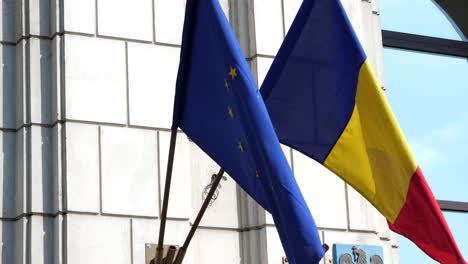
[
  {"left": 408, "top": 116, "right": 468, "bottom": 168},
  {"left": 432, "top": 120, "right": 468, "bottom": 139},
  {"left": 410, "top": 142, "right": 444, "bottom": 169}
]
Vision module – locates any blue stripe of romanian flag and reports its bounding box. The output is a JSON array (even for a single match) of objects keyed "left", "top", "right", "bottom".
[{"left": 261, "top": 0, "right": 366, "bottom": 163}]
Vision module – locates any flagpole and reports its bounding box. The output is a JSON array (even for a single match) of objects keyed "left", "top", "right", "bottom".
[
  {"left": 173, "top": 168, "right": 225, "bottom": 264},
  {"left": 155, "top": 129, "right": 178, "bottom": 264}
]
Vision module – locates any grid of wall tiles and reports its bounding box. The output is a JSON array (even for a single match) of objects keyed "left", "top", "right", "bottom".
[{"left": 0, "top": 0, "right": 397, "bottom": 263}]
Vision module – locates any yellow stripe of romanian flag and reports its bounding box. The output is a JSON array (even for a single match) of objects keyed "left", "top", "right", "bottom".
[{"left": 323, "top": 60, "right": 418, "bottom": 222}]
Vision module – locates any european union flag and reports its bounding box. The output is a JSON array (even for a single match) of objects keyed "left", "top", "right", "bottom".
[{"left": 172, "top": 0, "right": 324, "bottom": 263}]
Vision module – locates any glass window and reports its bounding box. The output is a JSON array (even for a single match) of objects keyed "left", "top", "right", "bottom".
[
  {"left": 398, "top": 212, "right": 468, "bottom": 263},
  {"left": 384, "top": 47, "right": 468, "bottom": 202},
  {"left": 380, "top": 0, "right": 466, "bottom": 41},
  {"left": 445, "top": 212, "right": 468, "bottom": 257}
]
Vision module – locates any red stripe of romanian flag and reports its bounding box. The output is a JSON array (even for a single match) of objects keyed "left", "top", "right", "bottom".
[
  {"left": 389, "top": 167, "right": 463, "bottom": 263},
  {"left": 323, "top": 60, "right": 465, "bottom": 264}
]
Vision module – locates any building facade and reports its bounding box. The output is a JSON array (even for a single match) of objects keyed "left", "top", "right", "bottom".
[{"left": 0, "top": 0, "right": 399, "bottom": 263}]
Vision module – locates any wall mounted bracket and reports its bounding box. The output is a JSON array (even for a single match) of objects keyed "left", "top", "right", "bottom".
[{"left": 145, "top": 244, "right": 179, "bottom": 264}]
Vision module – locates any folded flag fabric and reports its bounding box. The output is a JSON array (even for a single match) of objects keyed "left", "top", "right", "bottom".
[
  {"left": 171, "top": 0, "right": 324, "bottom": 263},
  {"left": 260, "top": 0, "right": 466, "bottom": 263}
]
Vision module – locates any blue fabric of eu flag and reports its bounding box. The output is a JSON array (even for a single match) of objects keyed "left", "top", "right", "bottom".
[{"left": 171, "top": 0, "right": 324, "bottom": 263}]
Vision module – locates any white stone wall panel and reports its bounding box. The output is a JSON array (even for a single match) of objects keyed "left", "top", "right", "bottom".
[
  {"left": 253, "top": 0, "right": 283, "bottom": 56},
  {"left": 154, "top": 0, "right": 186, "bottom": 45},
  {"left": 101, "top": 126, "right": 159, "bottom": 217},
  {"left": 64, "top": 35, "right": 126, "bottom": 124},
  {"left": 347, "top": 186, "right": 377, "bottom": 232},
  {"left": 265, "top": 226, "right": 285, "bottom": 264},
  {"left": 98, "top": 0, "right": 153, "bottom": 41},
  {"left": 128, "top": 43, "right": 180, "bottom": 128},
  {"left": 65, "top": 123, "right": 100, "bottom": 213},
  {"left": 66, "top": 214, "right": 131, "bottom": 264},
  {"left": 63, "top": 0, "right": 96, "bottom": 34},
  {"left": 195, "top": 229, "right": 240, "bottom": 264}
]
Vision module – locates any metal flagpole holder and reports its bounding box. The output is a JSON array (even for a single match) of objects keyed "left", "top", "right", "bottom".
[{"left": 146, "top": 244, "right": 179, "bottom": 264}]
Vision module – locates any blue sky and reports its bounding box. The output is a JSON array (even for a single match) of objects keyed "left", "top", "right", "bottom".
[{"left": 381, "top": 0, "right": 468, "bottom": 262}]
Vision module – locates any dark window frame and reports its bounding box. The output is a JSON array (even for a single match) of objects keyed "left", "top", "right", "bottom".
[
  {"left": 438, "top": 200, "right": 468, "bottom": 213},
  {"left": 382, "top": 30, "right": 468, "bottom": 57}
]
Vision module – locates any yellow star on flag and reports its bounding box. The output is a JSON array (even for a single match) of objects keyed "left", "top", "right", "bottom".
[
  {"left": 228, "top": 107, "right": 234, "bottom": 119},
  {"left": 238, "top": 141, "right": 244, "bottom": 152},
  {"left": 225, "top": 79, "right": 229, "bottom": 89},
  {"left": 228, "top": 66, "right": 237, "bottom": 79}
]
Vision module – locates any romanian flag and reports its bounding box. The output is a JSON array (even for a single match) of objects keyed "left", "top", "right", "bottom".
[{"left": 260, "top": 0, "right": 466, "bottom": 263}]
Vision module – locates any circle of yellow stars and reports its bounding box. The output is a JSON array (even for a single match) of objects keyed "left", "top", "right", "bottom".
[
  {"left": 225, "top": 66, "right": 270, "bottom": 188},
  {"left": 226, "top": 67, "right": 244, "bottom": 153}
]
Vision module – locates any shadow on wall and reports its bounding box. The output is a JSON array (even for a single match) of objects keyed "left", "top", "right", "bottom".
[
  {"left": 40, "top": 34, "right": 54, "bottom": 264},
  {"left": 2, "top": 0, "right": 16, "bottom": 262},
  {"left": 0, "top": 0, "right": 56, "bottom": 262}
]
